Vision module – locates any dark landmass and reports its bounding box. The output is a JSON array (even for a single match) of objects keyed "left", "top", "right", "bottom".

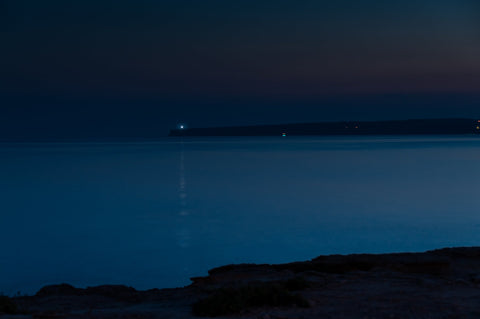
[
  {"left": 0, "top": 137, "right": 166, "bottom": 143},
  {"left": 4, "top": 247, "right": 480, "bottom": 318},
  {"left": 170, "top": 118, "right": 480, "bottom": 137}
]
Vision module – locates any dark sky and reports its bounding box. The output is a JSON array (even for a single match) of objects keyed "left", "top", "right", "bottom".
[{"left": 1, "top": 0, "right": 480, "bottom": 138}]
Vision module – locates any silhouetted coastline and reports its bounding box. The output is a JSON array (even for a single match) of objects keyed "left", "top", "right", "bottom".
[
  {"left": 170, "top": 118, "right": 480, "bottom": 137},
  {"left": 5, "top": 247, "right": 480, "bottom": 318}
]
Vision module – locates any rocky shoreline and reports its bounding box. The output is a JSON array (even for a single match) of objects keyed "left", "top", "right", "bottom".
[{"left": 3, "top": 247, "right": 480, "bottom": 318}]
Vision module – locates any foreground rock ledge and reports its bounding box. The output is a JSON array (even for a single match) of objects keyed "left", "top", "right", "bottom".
[{"left": 4, "top": 247, "right": 480, "bottom": 319}]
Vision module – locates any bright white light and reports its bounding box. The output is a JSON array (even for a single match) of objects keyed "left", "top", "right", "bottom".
[{"left": 177, "top": 123, "right": 188, "bottom": 130}]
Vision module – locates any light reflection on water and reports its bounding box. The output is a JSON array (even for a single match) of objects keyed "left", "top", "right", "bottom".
[
  {"left": 176, "top": 140, "right": 191, "bottom": 265},
  {"left": 1, "top": 136, "right": 480, "bottom": 294}
]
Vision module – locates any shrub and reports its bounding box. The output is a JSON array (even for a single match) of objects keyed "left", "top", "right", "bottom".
[
  {"left": 284, "top": 276, "right": 310, "bottom": 291},
  {"left": 0, "top": 295, "right": 18, "bottom": 314},
  {"left": 192, "top": 280, "right": 309, "bottom": 317}
]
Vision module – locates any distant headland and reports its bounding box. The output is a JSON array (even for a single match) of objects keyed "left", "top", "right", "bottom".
[{"left": 170, "top": 118, "right": 480, "bottom": 137}]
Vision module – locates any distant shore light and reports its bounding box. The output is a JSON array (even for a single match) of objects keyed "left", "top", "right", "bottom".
[
  {"left": 282, "top": 132, "right": 287, "bottom": 137},
  {"left": 178, "top": 124, "right": 187, "bottom": 130}
]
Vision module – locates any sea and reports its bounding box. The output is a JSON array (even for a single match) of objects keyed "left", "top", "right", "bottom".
[{"left": 1, "top": 136, "right": 480, "bottom": 295}]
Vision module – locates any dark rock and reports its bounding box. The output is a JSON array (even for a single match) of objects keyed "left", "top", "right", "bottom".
[
  {"left": 15, "top": 247, "right": 480, "bottom": 318},
  {"left": 36, "top": 284, "right": 81, "bottom": 297},
  {"left": 0, "top": 295, "right": 18, "bottom": 314},
  {"left": 84, "top": 285, "right": 140, "bottom": 302}
]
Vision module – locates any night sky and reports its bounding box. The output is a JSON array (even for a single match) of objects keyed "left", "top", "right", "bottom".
[{"left": 1, "top": 0, "right": 480, "bottom": 139}]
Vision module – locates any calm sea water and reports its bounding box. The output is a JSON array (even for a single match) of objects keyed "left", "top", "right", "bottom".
[{"left": 1, "top": 136, "right": 480, "bottom": 294}]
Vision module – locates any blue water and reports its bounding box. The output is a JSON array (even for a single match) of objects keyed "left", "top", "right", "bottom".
[{"left": 1, "top": 136, "right": 480, "bottom": 295}]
